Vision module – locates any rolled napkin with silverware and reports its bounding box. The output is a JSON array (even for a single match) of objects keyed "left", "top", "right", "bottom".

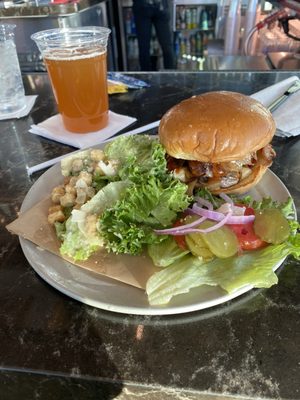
[{"left": 251, "top": 75, "right": 300, "bottom": 138}]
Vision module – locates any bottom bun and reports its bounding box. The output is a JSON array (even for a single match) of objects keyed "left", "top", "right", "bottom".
[{"left": 209, "top": 153, "right": 271, "bottom": 195}]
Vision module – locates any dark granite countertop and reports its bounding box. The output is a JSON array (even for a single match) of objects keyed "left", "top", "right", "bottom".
[{"left": 1, "top": 71, "right": 300, "bottom": 400}]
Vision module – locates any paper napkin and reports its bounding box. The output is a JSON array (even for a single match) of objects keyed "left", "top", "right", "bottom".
[
  {"left": 29, "top": 111, "right": 137, "bottom": 148},
  {"left": 251, "top": 76, "right": 300, "bottom": 138},
  {"left": 0, "top": 95, "right": 37, "bottom": 121}
]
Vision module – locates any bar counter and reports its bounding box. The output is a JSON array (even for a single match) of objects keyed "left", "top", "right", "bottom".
[{"left": 1, "top": 71, "right": 300, "bottom": 399}]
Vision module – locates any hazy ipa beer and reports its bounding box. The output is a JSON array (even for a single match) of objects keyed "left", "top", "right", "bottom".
[
  {"left": 31, "top": 27, "right": 111, "bottom": 133},
  {"left": 45, "top": 50, "right": 108, "bottom": 133}
]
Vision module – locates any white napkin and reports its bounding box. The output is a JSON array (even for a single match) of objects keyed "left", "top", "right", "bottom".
[
  {"left": 251, "top": 75, "right": 300, "bottom": 138},
  {"left": 0, "top": 95, "right": 37, "bottom": 121},
  {"left": 29, "top": 111, "right": 137, "bottom": 148}
]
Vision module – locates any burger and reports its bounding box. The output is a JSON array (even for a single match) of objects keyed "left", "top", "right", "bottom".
[{"left": 159, "top": 91, "right": 276, "bottom": 194}]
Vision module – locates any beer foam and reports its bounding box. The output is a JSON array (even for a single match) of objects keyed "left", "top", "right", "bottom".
[{"left": 44, "top": 48, "right": 106, "bottom": 61}]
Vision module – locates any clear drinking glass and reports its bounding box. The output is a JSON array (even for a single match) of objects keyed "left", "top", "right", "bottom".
[
  {"left": 31, "top": 27, "right": 111, "bottom": 134},
  {"left": 0, "top": 24, "right": 26, "bottom": 117}
]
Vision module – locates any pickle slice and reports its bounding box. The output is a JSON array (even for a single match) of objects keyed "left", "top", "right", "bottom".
[
  {"left": 254, "top": 209, "right": 290, "bottom": 244},
  {"left": 183, "top": 216, "right": 239, "bottom": 259},
  {"left": 185, "top": 235, "right": 214, "bottom": 261},
  {"left": 198, "top": 220, "right": 239, "bottom": 258},
  {"left": 183, "top": 216, "right": 213, "bottom": 259}
]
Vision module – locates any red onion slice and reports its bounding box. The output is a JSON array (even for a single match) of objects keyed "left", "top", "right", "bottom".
[
  {"left": 155, "top": 210, "right": 233, "bottom": 235},
  {"left": 192, "top": 204, "right": 255, "bottom": 224},
  {"left": 219, "top": 192, "right": 233, "bottom": 205},
  {"left": 153, "top": 196, "right": 255, "bottom": 237},
  {"left": 178, "top": 210, "right": 233, "bottom": 234},
  {"left": 154, "top": 215, "right": 207, "bottom": 235},
  {"left": 194, "top": 196, "right": 213, "bottom": 210}
]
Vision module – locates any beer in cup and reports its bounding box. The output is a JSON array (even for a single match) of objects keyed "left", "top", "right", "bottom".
[{"left": 32, "top": 27, "right": 111, "bottom": 133}]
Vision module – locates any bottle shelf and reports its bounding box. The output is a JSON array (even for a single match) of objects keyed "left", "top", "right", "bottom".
[
  {"left": 173, "top": 2, "right": 217, "bottom": 67},
  {"left": 173, "top": 3, "right": 217, "bottom": 32}
]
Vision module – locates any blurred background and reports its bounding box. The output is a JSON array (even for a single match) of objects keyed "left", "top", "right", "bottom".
[{"left": 1, "top": 0, "right": 300, "bottom": 72}]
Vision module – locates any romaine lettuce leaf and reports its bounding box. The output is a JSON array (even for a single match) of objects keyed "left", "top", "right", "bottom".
[
  {"left": 60, "top": 216, "right": 102, "bottom": 261},
  {"left": 148, "top": 237, "right": 189, "bottom": 267},
  {"left": 81, "top": 181, "right": 129, "bottom": 215},
  {"left": 146, "top": 233, "right": 300, "bottom": 306},
  {"left": 60, "top": 181, "right": 129, "bottom": 261}
]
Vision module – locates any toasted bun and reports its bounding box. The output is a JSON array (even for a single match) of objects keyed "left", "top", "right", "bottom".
[{"left": 159, "top": 91, "right": 276, "bottom": 163}]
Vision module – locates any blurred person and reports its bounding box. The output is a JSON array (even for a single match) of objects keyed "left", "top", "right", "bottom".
[{"left": 132, "top": 0, "right": 176, "bottom": 70}]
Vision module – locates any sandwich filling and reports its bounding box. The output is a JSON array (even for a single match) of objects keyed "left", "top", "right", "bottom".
[{"left": 167, "top": 144, "right": 276, "bottom": 192}]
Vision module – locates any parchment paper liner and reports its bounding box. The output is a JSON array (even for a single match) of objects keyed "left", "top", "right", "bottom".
[{"left": 7, "top": 197, "right": 159, "bottom": 290}]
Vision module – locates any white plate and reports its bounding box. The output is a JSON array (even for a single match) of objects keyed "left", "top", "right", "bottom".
[{"left": 20, "top": 160, "right": 294, "bottom": 315}]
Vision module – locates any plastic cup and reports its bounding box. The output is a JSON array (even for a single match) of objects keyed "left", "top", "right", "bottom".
[
  {"left": 31, "top": 27, "right": 111, "bottom": 133},
  {"left": 0, "top": 24, "right": 26, "bottom": 117}
]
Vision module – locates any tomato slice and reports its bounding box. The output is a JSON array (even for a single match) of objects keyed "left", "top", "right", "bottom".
[
  {"left": 172, "top": 219, "right": 188, "bottom": 250},
  {"left": 228, "top": 222, "right": 267, "bottom": 250},
  {"left": 244, "top": 206, "right": 255, "bottom": 216},
  {"left": 228, "top": 207, "right": 267, "bottom": 250}
]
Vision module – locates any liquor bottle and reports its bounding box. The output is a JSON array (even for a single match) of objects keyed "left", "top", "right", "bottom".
[
  {"left": 185, "top": 34, "right": 191, "bottom": 55},
  {"left": 207, "top": 9, "right": 214, "bottom": 29},
  {"left": 180, "top": 34, "right": 186, "bottom": 56},
  {"left": 200, "top": 8, "right": 209, "bottom": 30},
  {"left": 179, "top": 6, "right": 186, "bottom": 30},
  {"left": 190, "top": 33, "right": 196, "bottom": 55},
  {"left": 202, "top": 32, "right": 209, "bottom": 55},
  {"left": 176, "top": 6, "right": 181, "bottom": 30},
  {"left": 125, "top": 8, "right": 132, "bottom": 35},
  {"left": 186, "top": 8, "right": 192, "bottom": 30},
  {"left": 195, "top": 31, "right": 203, "bottom": 56},
  {"left": 192, "top": 8, "right": 198, "bottom": 29}
]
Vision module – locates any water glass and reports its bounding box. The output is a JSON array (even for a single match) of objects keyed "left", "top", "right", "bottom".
[{"left": 0, "top": 24, "right": 26, "bottom": 117}]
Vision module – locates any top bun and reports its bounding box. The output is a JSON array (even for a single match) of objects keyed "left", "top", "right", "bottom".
[{"left": 159, "top": 91, "right": 276, "bottom": 163}]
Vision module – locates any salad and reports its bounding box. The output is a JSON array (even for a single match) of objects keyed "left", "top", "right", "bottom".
[{"left": 47, "top": 135, "right": 300, "bottom": 306}]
